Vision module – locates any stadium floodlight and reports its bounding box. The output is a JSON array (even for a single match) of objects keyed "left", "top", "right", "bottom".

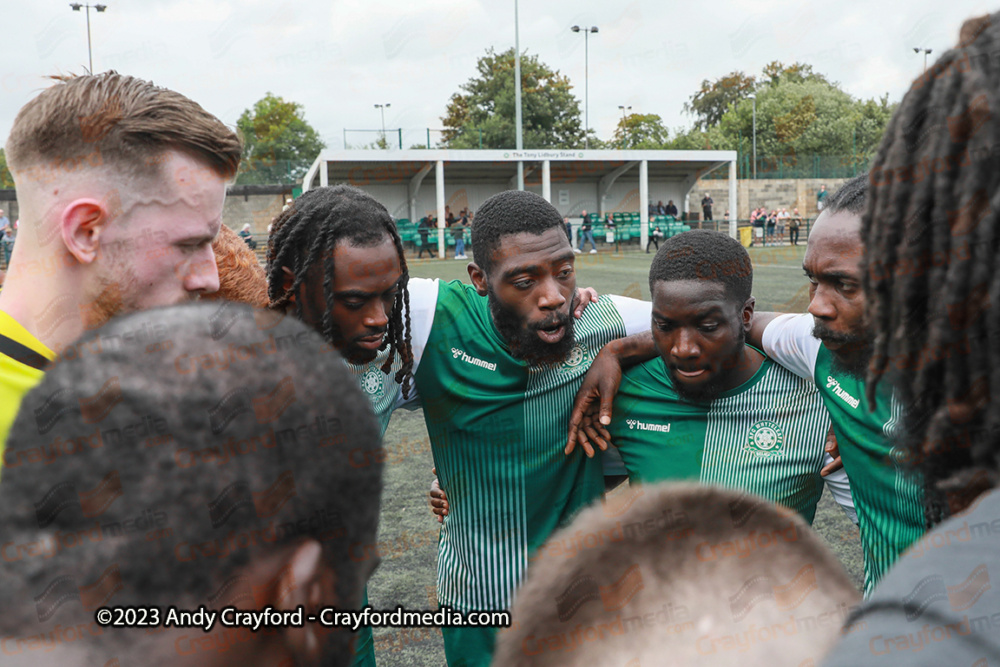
[
  {"left": 913, "top": 47, "right": 932, "bottom": 72},
  {"left": 571, "top": 25, "right": 599, "bottom": 149},
  {"left": 69, "top": 3, "right": 108, "bottom": 74},
  {"left": 374, "top": 104, "right": 391, "bottom": 147},
  {"left": 618, "top": 106, "right": 632, "bottom": 148}
]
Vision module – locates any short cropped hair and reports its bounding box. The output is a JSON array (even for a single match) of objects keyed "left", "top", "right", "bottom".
[
  {"left": 0, "top": 303, "right": 382, "bottom": 663},
  {"left": 471, "top": 190, "right": 566, "bottom": 275},
  {"left": 649, "top": 229, "right": 752, "bottom": 303},
  {"left": 824, "top": 174, "right": 869, "bottom": 217},
  {"left": 5, "top": 71, "right": 241, "bottom": 183},
  {"left": 494, "top": 484, "right": 859, "bottom": 667},
  {"left": 206, "top": 224, "right": 269, "bottom": 307}
]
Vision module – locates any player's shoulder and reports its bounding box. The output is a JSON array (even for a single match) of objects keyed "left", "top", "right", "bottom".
[{"left": 620, "top": 356, "right": 671, "bottom": 395}]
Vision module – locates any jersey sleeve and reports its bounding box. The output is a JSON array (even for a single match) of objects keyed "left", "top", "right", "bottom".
[
  {"left": 407, "top": 277, "right": 439, "bottom": 376},
  {"left": 605, "top": 294, "right": 652, "bottom": 337},
  {"left": 761, "top": 313, "right": 821, "bottom": 380}
]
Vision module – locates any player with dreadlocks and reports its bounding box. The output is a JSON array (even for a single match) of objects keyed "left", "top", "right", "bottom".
[
  {"left": 267, "top": 184, "right": 419, "bottom": 667},
  {"left": 823, "top": 13, "right": 1000, "bottom": 664}
]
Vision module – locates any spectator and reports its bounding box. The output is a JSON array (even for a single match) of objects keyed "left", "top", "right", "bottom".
[
  {"left": 604, "top": 213, "right": 620, "bottom": 253},
  {"left": 665, "top": 200, "right": 679, "bottom": 217},
  {"left": 751, "top": 207, "right": 765, "bottom": 246},
  {"left": 648, "top": 201, "right": 658, "bottom": 217},
  {"left": 0, "top": 304, "right": 384, "bottom": 667},
  {"left": 238, "top": 222, "right": 257, "bottom": 250},
  {"left": 817, "top": 183, "right": 828, "bottom": 211},
  {"left": 563, "top": 216, "right": 572, "bottom": 243},
  {"left": 656, "top": 200, "right": 666, "bottom": 215},
  {"left": 789, "top": 207, "right": 802, "bottom": 245},
  {"left": 646, "top": 224, "right": 663, "bottom": 253},
  {"left": 417, "top": 214, "right": 437, "bottom": 258},
  {"left": 0, "top": 71, "right": 240, "bottom": 450},
  {"left": 766, "top": 209, "right": 777, "bottom": 246},
  {"left": 0, "top": 227, "right": 13, "bottom": 268},
  {"left": 777, "top": 207, "right": 789, "bottom": 244},
  {"left": 701, "top": 193, "right": 714, "bottom": 221},
  {"left": 0, "top": 210, "right": 8, "bottom": 233},
  {"left": 576, "top": 209, "right": 597, "bottom": 254},
  {"left": 451, "top": 212, "right": 469, "bottom": 259}
]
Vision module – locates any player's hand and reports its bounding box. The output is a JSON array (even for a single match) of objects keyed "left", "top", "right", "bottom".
[
  {"left": 820, "top": 426, "right": 843, "bottom": 476},
  {"left": 574, "top": 287, "right": 599, "bottom": 319},
  {"left": 429, "top": 468, "right": 449, "bottom": 522},
  {"left": 566, "top": 349, "right": 621, "bottom": 457}
]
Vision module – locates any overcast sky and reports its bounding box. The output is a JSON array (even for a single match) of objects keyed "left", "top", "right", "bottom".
[{"left": 0, "top": 0, "right": 992, "bottom": 153}]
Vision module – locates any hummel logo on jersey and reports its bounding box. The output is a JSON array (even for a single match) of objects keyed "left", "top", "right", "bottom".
[
  {"left": 451, "top": 348, "right": 497, "bottom": 372},
  {"left": 826, "top": 376, "right": 860, "bottom": 409},
  {"left": 626, "top": 419, "right": 671, "bottom": 432}
]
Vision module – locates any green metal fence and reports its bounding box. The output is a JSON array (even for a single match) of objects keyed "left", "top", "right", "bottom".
[{"left": 703, "top": 154, "right": 873, "bottom": 180}]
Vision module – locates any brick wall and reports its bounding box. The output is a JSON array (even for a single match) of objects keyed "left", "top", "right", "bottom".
[{"left": 690, "top": 177, "right": 850, "bottom": 221}]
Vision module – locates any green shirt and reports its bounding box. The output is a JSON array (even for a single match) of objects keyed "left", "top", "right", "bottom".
[
  {"left": 412, "top": 280, "right": 650, "bottom": 613},
  {"left": 609, "top": 353, "right": 850, "bottom": 524},
  {"left": 763, "top": 313, "right": 925, "bottom": 594}
]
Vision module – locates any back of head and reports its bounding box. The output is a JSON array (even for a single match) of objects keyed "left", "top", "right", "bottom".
[
  {"left": 0, "top": 303, "right": 382, "bottom": 664},
  {"left": 863, "top": 12, "right": 1000, "bottom": 522},
  {"left": 494, "top": 484, "right": 859, "bottom": 667},
  {"left": 5, "top": 71, "right": 241, "bottom": 185},
  {"left": 823, "top": 174, "right": 868, "bottom": 219},
  {"left": 206, "top": 224, "right": 268, "bottom": 307},
  {"left": 648, "top": 229, "right": 752, "bottom": 302},
  {"left": 471, "top": 190, "right": 565, "bottom": 275}
]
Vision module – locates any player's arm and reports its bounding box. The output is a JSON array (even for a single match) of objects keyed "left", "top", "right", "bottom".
[
  {"left": 566, "top": 330, "right": 657, "bottom": 457},
  {"left": 748, "top": 311, "right": 782, "bottom": 350}
]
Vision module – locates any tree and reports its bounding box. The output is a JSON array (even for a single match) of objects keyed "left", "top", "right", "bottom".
[
  {"left": 613, "top": 114, "right": 670, "bottom": 149},
  {"left": 761, "top": 61, "right": 830, "bottom": 87},
  {"left": 683, "top": 71, "right": 757, "bottom": 131},
  {"left": 441, "top": 48, "right": 585, "bottom": 149},
  {"left": 0, "top": 150, "right": 13, "bottom": 188},
  {"left": 236, "top": 93, "right": 325, "bottom": 184}
]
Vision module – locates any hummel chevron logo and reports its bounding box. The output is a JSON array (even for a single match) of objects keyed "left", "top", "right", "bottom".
[{"left": 450, "top": 347, "right": 497, "bottom": 372}]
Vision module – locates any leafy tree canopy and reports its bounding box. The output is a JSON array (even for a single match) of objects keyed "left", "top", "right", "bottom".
[{"left": 236, "top": 93, "right": 325, "bottom": 184}]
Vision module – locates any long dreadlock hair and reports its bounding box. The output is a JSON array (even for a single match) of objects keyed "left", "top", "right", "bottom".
[
  {"left": 266, "top": 184, "right": 414, "bottom": 398},
  {"left": 863, "top": 13, "right": 999, "bottom": 525}
]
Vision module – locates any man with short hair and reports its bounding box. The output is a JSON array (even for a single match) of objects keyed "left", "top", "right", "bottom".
[
  {"left": 0, "top": 71, "right": 241, "bottom": 452},
  {"left": 0, "top": 304, "right": 384, "bottom": 667},
  {"left": 583, "top": 231, "right": 854, "bottom": 523},
  {"left": 575, "top": 209, "right": 597, "bottom": 254},
  {"left": 417, "top": 190, "right": 649, "bottom": 665},
  {"left": 816, "top": 183, "right": 828, "bottom": 211},
  {"left": 665, "top": 200, "right": 678, "bottom": 217},
  {"left": 750, "top": 175, "right": 924, "bottom": 594},
  {"left": 494, "top": 485, "right": 860, "bottom": 667},
  {"left": 701, "top": 192, "right": 713, "bottom": 221}
]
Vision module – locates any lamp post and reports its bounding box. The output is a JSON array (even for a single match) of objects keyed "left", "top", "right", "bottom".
[
  {"left": 618, "top": 105, "right": 631, "bottom": 148},
  {"left": 69, "top": 3, "right": 107, "bottom": 74},
  {"left": 374, "top": 103, "right": 390, "bottom": 148},
  {"left": 913, "top": 47, "right": 933, "bottom": 72},
  {"left": 571, "top": 25, "right": 599, "bottom": 150},
  {"left": 515, "top": 0, "right": 523, "bottom": 190},
  {"left": 748, "top": 93, "right": 757, "bottom": 180}
]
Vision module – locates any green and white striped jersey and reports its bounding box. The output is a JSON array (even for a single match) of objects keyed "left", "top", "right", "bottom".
[
  {"left": 763, "top": 313, "right": 925, "bottom": 595},
  {"left": 411, "top": 280, "right": 650, "bottom": 613},
  {"left": 347, "top": 345, "right": 414, "bottom": 438},
  {"left": 609, "top": 352, "right": 854, "bottom": 524}
]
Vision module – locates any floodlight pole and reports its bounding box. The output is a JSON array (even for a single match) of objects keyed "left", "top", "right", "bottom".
[
  {"left": 913, "top": 47, "right": 933, "bottom": 72},
  {"left": 572, "top": 25, "right": 599, "bottom": 150},
  {"left": 753, "top": 97, "right": 757, "bottom": 180},
  {"left": 70, "top": 3, "right": 107, "bottom": 74},
  {"left": 515, "top": 0, "right": 524, "bottom": 190}
]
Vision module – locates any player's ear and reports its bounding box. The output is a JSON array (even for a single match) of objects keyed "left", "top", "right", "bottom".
[
  {"left": 742, "top": 296, "right": 755, "bottom": 332},
  {"left": 276, "top": 539, "right": 337, "bottom": 663},
  {"left": 61, "top": 198, "right": 110, "bottom": 264},
  {"left": 281, "top": 266, "right": 296, "bottom": 303},
  {"left": 468, "top": 263, "right": 489, "bottom": 296}
]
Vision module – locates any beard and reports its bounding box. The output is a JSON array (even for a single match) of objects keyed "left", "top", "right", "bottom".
[
  {"left": 488, "top": 287, "right": 577, "bottom": 367},
  {"left": 812, "top": 321, "right": 873, "bottom": 379},
  {"left": 670, "top": 327, "right": 746, "bottom": 404}
]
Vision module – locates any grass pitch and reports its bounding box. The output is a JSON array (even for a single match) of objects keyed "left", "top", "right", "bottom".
[{"left": 367, "top": 243, "right": 863, "bottom": 665}]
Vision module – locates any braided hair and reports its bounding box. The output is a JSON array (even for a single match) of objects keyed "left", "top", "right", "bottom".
[
  {"left": 266, "top": 184, "right": 414, "bottom": 398},
  {"left": 863, "top": 13, "right": 998, "bottom": 524}
]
